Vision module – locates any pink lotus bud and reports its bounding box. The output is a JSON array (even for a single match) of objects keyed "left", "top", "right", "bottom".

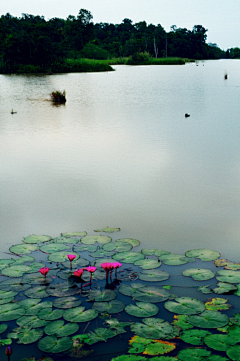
[
  {"left": 73, "top": 269, "right": 84, "bottom": 278},
  {"left": 85, "top": 266, "right": 97, "bottom": 273},
  {"left": 112, "top": 262, "right": 122, "bottom": 269},
  {"left": 39, "top": 267, "right": 50, "bottom": 277},
  {"left": 5, "top": 346, "right": 12, "bottom": 356},
  {"left": 67, "top": 254, "right": 76, "bottom": 261}
]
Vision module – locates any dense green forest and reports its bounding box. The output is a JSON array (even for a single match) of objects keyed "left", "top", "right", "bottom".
[{"left": 0, "top": 9, "right": 239, "bottom": 73}]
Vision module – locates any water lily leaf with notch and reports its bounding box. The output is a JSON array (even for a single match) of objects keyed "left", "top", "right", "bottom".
[
  {"left": 22, "top": 272, "right": 53, "bottom": 285},
  {"left": 227, "top": 345, "right": 240, "bottom": 361},
  {"left": 131, "top": 318, "right": 178, "bottom": 340},
  {"left": 141, "top": 249, "right": 158, "bottom": 256},
  {"left": 125, "top": 302, "right": 159, "bottom": 318},
  {"left": 17, "top": 315, "right": 50, "bottom": 328},
  {"left": 92, "top": 300, "right": 125, "bottom": 314},
  {"left": 40, "top": 243, "right": 70, "bottom": 253},
  {"left": 204, "top": 333, "right": 237, "bottom": 351},
  {"left": 159, "top": 254, "right": 194, "bottom": 265},
  {"left": 61, "top": 232, "right": 87, "bottom": 238},
  {"left": 102, "top": 241, "right": 133, "bottom": 253},
  {"left": 48, "top": 251, "right": 79, "bottom": 263},
  {"left": 18, "top": 298, "right": 41, "bottom": 308},
  {"left": 188, "top": 310, "right": 229, "bottom": 328},
  {"left": 0, "top": 278, "right": 30, "bottom": 292},
  {"left": 13, "top": 255, "right": 35, "bottom": 264},
  {"left": 90, "top": 250, "right": 116, "bottom": 258},
  {"left": 26, "top": 262, "right": 46, "bottom": 274},
  {"left": 177, "top": 348, "right": 211, "bottom": 360},
  {"left": 44, "top": 320, "right": 79, "bottom": 337},
  {"left": 143, "top": 340, "right": 176, "bottom": 356},
  {"left": 24, "top": 286, "right": 49, "bottom": 299},
  {"left": 113, "top": 251, "right": 144, "bottom": 264},
  {"left": 0, "top": 259, "right": 14, "bottom": 270},
  {"left": 116, "top": 238, "right": 140, "bottom": 247},
  {"left": 139, "top": 269, "right": 170, "bottom": 282},
  {"left": 38, "top": 335, "right": 73, "bottom": 353},
  {"left": 198, "top": 285, "right": 213, "bottom": 294},
  {"left": 154, "top": 250, "right": 171, "bottom": 257},
  {"left": 0, "top": 289, "right": 18, "bottom": 299},
  {"left": 205, "top": 298, "right": 231, "bottom": 311},
  {"left": 0, "top": 338, "right": 12, "bottom": 346},
  {"left": 182, "top": 268, "right": 215, "bottom": 281},
  {"left": 171, "top": 315, "right": 194, "bottom": 330},
  {"left": 25, "top": 301, "right": 53, "bottom": 315},
  {"left": 134, "top": 259, "right": 161, "bottom": 270},
  {"left": 133, "top": 287, "right": 171, "bottom": 303},
  {"left": 9, "top": 244, "right": 39, "bottom": 255},
  {"left": 63, "top": 307, "right": 98, "bottom": 323},
  {"left": 94, "top": 226, "right": 120, "bottom": 233},
  {"left": 213, "top": 282, "right": 238, "bottom": 295},
  {"left": 38, "top": 308, "right": 63, "bottom": 321},
  {"left": 61, "top": 258, "right": 89, "bottom": 268},
  {"left": 23, "top": 235, "right": 51, "bottom": 244},
  {"left": 0, "top": 324, "right": 7, "bottom": 334},
  {"left": 1, "top": 265, "right": 32, "bottom": 277},
  {"left": 164, "top": 297, "right": 205, "bottom": 315},
  {"left": 118, "top": 283, "right": 145, "bottom": 297},
  {"left": 216, "top": 270, "right": 240, "bottom": 284},
  {"left": 50, "top": 236, "right": 70, "bottom": 244},
  {"left": 81, "top": 235, "right": 112, "bottom": 245},
  {"left": 17, "top": 328, "right": 43, "bottom": 344},
  {"left": 73, "top": 244, "right": 98, "bottom": 253},
  {"left": 46, "top": 282, "right": 81, "bottom": 297},
  {"left": 0, "top": 303, "right": 25, "bottom": 321},
  {"left": 180, "top": 329, "right": 211, "bottom": 345},
  {"left": 88, "top": 289, "right": 117, "bottom": 302},
  {"left": 185, "top": 248, "right": 220, "bottom": 261},
  {"left": 105, "top": 318, "right": 132, "bottom": 334},
  {"left": 53, "top": 297, "right": 81, "bottom": 309},
  {"left": 86, "top": 327, "right": 116, "bottom": 345}
]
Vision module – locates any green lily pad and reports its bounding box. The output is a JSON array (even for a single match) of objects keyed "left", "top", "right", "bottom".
[
  {"left": 188, "top": 310, "right": 229, "bottom": 328},
  {"left": 180, "top": 329, "right": 211, "bottom": 345},
  {"left": 26, "top": 262, "right": 46, "bottom": 274},
  {"left": 216, "top": 270, "right": 240, "bottom": 284},
  {"left": 204, "top": 333, "right": 237, "bottom": 351},
  {"left": 38, "top": 308, "right": 64, "bottom": 321},
  {"left": 131, "top": 318, "right": 178, "bottom": 340},
  {"left": 0, "top": 324, "right": 8, "bottom": 334},
  {"left": 227, "top": 345, "right": 240, "bottom": 361},
  {"left": 88, "top": 289, "right": 117, "bottom": 302},
  {"left": 53, "top": 297, "right": 81, "bottom": 309},
  {"left": 24, "top": 286, "right": 49, "bottom": 299},
  {"left": 86, "top": 327, "right": 116, "bottom": 345},
  {"left": 38, "top": 335, "right": 73, "bottom": 353},
  {"left": 0, "top": 304, "right": 25, "bottom": 321},
  {"left": 113, "top": 251, "right": 144, "bottom": 264},
  {"left": 81, "top": 235, "right": 112, "bottom": 245},
  {"left": 159, "top": 254, "right": 194, "bottom": 265},
  {"left": 0, "top": 259, "right": 14, "bottom": 270},
  {"left": 25, "top": 301, "right": 53, "bottom": 315},
  {"left": 48, "top": 251, "right": 79, "bottom": 263},
  {"left": 133, "top": 287, "right": 170, "bottom": 303},
  {"left": 213, "top": 282, "right": 238, "bottom": 294},
  {"left": 118, "top": 283, "right": 145, "bottom": 296},
  {"left": 63, "top": 307, "right": 98, "bottom": 323},
  {"left": 44, "top": 320, "right": 79, "bottom": 337},
  {"left": 235, "top": 284, "right": 240, "bottom": 296},
  {"left": 0, "top": 289, "right": 18, "bottom": 299},
  {"left": 46, "top": 283, "right": 81, "bottom": 297},
  {"left": 0, "top": 278, "right": 31, "bottom": 292},
  {"left": 205, "top": 298, "right": 231, "bottom": 311},
  {"left": 182, "top": 268, "right": 215, "bottom": 281},
  {"left": 50, "top": 236, "right": 70, "bottom": 243},
  {"left": 111, "top": 356, "right": 146, "bottom": 361},
  {"left": 102, "top": 241, "right": 133, "bottom": 252},
  {"left": 23, "top": 235, "right": 51, "bottom": 244},
  {"left": 134, "top": 259, "right": 161, "bottom": 269},
  {"left": 61, "top": 232, "right": 87, "bottom": 238},
  {"left": 9, "top": 244, "right": 39, "bottom": 255},
  {"left": 40, "top": 243, "right": 70, "bottom": 253},
  {"left": 1, "top": 265, "right": 32, "bottom": 277},
  {"left": 92, "top": 300, "right": 125, "bottom": 314},
  {"left": 18, "top": 328, "right": 44, "bottom": 344},
  {"left": 198, "top": 285, "right": 213, "bottom": 294},
  {"left": 141, "top": 249, "right": 158, "bottom": 256},
  {"left": 94, "top": 226, "right": 120, "bottom": 233},
  {"left": 138, "top": 269, "right": 170, "bottom": 282},
  {"left": 61, "top": 258, "right": 89, "bottom": 268},
  {"left": 177, "top": 348, "right": 211, "bottom": 360},
  {"left": 105, "top": 318, "right": 132, "bottom": 334},
  {"left": 154, "top": 250, "right": 171, "bottom": 257},
  {"left": 164, "top": 297, "right": 205, "bottom": 315},
  {"left": 185, "top": 248, "right": 220, "bottom": 261},
  {"left": 73, "top": 244, "right": 98, "bottom": 253},
  {"left": 90, "top": 250, "right": 116, "bottom": 258},
  {"left": 22, "top": 272, "right": 53, "bottom": 285},
  {"left": 18, "top": 299, "right": 42, "bottom": 308},
  {"left": 143, "top": 341, "right": 176, "bottom": 356},
  {"left": 116, "top": 238, "right": 140, "bottom": 247},
  {"left": 17, "top": 315, "right": 50, "bottom": 328},
  {"left": 171, "top": 314, "right": 194, "bottom": 330},
  {"left": 125, "top": 302, "right": 159, "bottom": 318},
  {"left": 13, "top": 255, "right": 35, "bottom": 263}
]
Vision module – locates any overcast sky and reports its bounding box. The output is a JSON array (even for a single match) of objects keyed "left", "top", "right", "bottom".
[{"left": 1, "top": 0, "right": 239, "bottom": 50}]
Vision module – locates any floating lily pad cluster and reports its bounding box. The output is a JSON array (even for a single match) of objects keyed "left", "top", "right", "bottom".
[{"left": 0, "top": 230, "right": 239, "bottom": 361}]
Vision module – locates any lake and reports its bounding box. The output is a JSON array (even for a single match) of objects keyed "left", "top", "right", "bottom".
[{"left": 0, "top": 59, "right": 240, "bottom": 261}]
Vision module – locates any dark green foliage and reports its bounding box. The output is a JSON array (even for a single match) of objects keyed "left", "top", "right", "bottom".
[{"left": 50, "top": 90, "right": 66, "bottom": 103}]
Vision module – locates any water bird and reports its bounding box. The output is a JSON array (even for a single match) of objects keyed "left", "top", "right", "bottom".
[
  {"left": 185, "top": 113, "right": 190, "bottom": 118},
  {"left": 224, "top": 73, "right": 228, "bottom": 79}
]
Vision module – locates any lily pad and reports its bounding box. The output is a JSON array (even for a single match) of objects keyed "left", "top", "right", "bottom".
[
  {"left": 113, "top": 251, "right": 144, "bottom": 264},
  {"left": 118, "top": 283, "right": 145, "bottom": 297},
  {"left": 180, "top": 329, "right": 211, "bottom": 345},
  {"left": 48, "top": 251, "right": 79, "bottom": 263},
  {"left": 185, "top": 248, "right": 220, "bottom": 261},
  {"left": 133, "top": 287, "right": 171, "bottom": 303},
  {"left": 25, "top": 286, "right": 49, "bottom": 299},
  {"left": 171, "top": 315, "right": 194, "bottom": 330},
  {"left": 154, "top": 250, "right": 171, "bottom": 257},
  {"left": 111, "top": 356, "right": 146, "bottom": 361},
  {"left": 216, "top": 270, "right": 240, "bottom": 284},
  {"left": 188, "top": 310, "right": 229, "bottom": 328},
  {"left": 131, "top": 318, "right": 178, "bottom": 340},
  {"left": 92, "top": 300, "right": 125, "bottom": 314},
  {"left": 0, "top": 304, "right": 25, "bottom": 321},
  {"left": 18, "top": 328, "right": 44, "bottom": 344},
  {"left": 213, "top": 282, "right": 238, "bottom": 294},
  {"left": 23, "top": 235, "right": 51, "bottom": 244},
  {"left": 38, "top": 308, "right": 63, "bottom": 321},
  {"left": 141, "top": 249, "right": 158, "bottom": 256},
  {"left": 159, "top": 254, "right": 194, "bottom": 265},
  {"left": 177, "top": 348, "right": 211, "bottom": 360},
  {"left": 143, "top": 340, "right": 176, "bottom": 356},
  {"left": 44, "top": 320, "right": 79, "bottom": 337},
  {"left": 53, "top": 297, "right": 81, "bottom": 309},
  {"left": 139, "top": 269, "right": 170, "bottom": 282},
  {"left": 125, "top": 302, "right": 159, "bottom": 318},
  {"left": 13, "top": 256, "right": 35, "bottom": 263},
  {"left": 116, "top": 238, "right": 140, "bottom": 247},
  {"left": 0, "top": 289, "right": 18, "bottom": 299},
  {"left": 205, "top": 298, "right": 231, "bottom": 311},
  {"left": 81, "top": 235, "right": 112, "bottom": 245},
  {"left": 134, "top": 259, "right": 161, "bottom": 269},
  {"left": 73, "top": 244, "right": 98, "bottom": 253},
  {"left": 46, "top": 283, "right": 81, "bottom": 297},
  {"left": 25, "top": 301, "right": 53, "bottom": 315},
  {"left": 38, "top": 336, "right": 72, "bottom": 353},
  {"left": 40, "top": 243, "right": 70, "bottom": 253},
  {"left": 164, "top": 297, "right": 205, "bottom": 315},
  {"left": 63, "top": 307, "right": 98, "bottom": 323},
  {"left": 22, "top": 272, "right": 53, "bottom": 285},
  {"left": 94, "top": 227, "right": 120, "bottom": 233},
  {"left": 0, "top": 324, "right": 8, "bottom": 334},
  {"left": 17, "top": 315, "right": 50, "bottom": 328},
  {"left": 204, "top": 333, "right": 237, "bottom": 351},
  {"left": 182, "top": 268, "right": 215, "bottom": 281},
  {"left": 103, "top": 241, "right": 133, "bottom": 252},
  {"left": 0, "top": 259, "right": 14, "bottom": 270},
  {"left": 9, "top": 244, "right": 39, "bottom": 255},
  {"left": 61, "top": 258, "right": 89, "bottom": 268},
  {"left": 90, "top": 250, "right": 116, "bottom": 258},
  {"left": 105, "top": 318, "right": 132, "bottom": 334},
  {"left": 61, "top": 232, "right": 87, "bottom": 238},
  {"left": 18, "top": 299, "right": 42, "bottom": 308},
  {"left": 226, "top": 345, "right": 240, "bottom": 361},
  {"left": 1, "top": 265, "right": 32, "bottom": 277},
  {"left": 86, "top": 327, "right": 117, "bottom": 345},
  {"left": 0, "top": 278, "right": 31, "bottom": 292},
  {"left": 88, "top": 289, "right": 117, "bottom": 302}
]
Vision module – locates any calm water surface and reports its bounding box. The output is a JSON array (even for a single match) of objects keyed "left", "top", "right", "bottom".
[{"left": 0, "top": 60, "right": 240, "bottom": 260}]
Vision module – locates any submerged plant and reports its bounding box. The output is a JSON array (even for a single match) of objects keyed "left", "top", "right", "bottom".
[{"left": 50, "top": 90, "right": 66, "bottom": 104}]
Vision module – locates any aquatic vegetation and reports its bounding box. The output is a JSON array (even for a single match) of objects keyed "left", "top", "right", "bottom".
[
  {"left": 0, "top": 228, "right": 240, "bottom": 360},
  {"left": 50, "top": 90, "right": 66, "bottom": 103}
]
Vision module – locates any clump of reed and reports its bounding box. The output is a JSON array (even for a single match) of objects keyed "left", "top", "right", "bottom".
[{"left": 50, "top": 90, "right": 66, "bottom": 103}]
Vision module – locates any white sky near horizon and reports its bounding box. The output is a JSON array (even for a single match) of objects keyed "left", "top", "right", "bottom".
[{"left": 1, "top": 0, "right": 240, "bottom": 50}]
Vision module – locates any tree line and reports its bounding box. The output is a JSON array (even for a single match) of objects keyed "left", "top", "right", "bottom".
[{"left": 0, "top": 9, "right": 239, "bottom": 73}]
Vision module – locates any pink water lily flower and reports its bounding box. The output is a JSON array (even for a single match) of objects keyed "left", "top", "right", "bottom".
[
  {"left": 67, "top": 254, "right": 76, "bottom": 261},
  {"left": 101, "top": 262, "right": 114, "bottom": 282},
  {"left": 112, "top": 262, "right": 122, "bottom": 277},
  {"left": 85, "top": 266, "right": 97, "bottom": 273},
  {"left": 73, "top": 268, "right": 84, "bottom": 278},
  {"left": 39, "top": 267, "right": 50, "bottom": 278}
]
